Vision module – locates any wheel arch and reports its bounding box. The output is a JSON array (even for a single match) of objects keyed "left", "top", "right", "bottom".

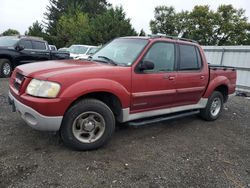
[
  {"left": 65, "top": 91, "right": 123, "bottom": 121},
  {"left": 203, "top": 76, "right": 230, "bottom": 102},
  {"left": 214, "top": 85, "right": 228, "bottom": 102}
]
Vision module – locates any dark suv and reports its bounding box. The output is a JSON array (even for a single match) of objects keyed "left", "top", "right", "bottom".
[{"left": 0, "top": 36, "right": 70, "bottom": 77}]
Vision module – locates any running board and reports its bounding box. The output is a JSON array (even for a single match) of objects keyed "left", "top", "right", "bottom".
[{"left": 127, "top": 110, "right": 200, "bottom": 127}]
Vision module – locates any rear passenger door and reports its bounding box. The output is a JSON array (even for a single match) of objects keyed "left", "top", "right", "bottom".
[
  {"left": 175, "top": 44, "right": 208, "bottom": 106},
  {"left": 31, "top": 41, "right": 50, "bottom": 61}
]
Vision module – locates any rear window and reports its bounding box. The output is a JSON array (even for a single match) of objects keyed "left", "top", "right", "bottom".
[
  {"left": 32, "top": 41, "right": 46, "bottom": 50},
  {"left": 179, "top": 44, "right": 201, "bottom": 70}
]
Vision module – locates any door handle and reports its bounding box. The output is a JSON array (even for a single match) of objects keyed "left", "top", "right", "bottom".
[
  {"left": 200, "top": 75, "right": 205, "bottom": 80},
  {"left": 163, "top": 75, "right": 175, "bottom": 80},
  {"left": 30, "top": 52, "right": 36, "bottom": 54}
]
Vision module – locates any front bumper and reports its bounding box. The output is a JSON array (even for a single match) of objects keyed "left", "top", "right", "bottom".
[{"left": 8, "top": 92, "right": 63, "bottom": 131}]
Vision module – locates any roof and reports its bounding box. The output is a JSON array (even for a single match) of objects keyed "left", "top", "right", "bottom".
[
  {"left": 121, "top": 34, "right": 199, "bottom": 45},
  {"left": 0, "top": 35, "right": 46, "bottom": 42}
]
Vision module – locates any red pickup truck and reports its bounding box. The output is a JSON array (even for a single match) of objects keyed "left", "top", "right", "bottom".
[{"left": 8, "top": 36, "right": 236, "bottom": 150}]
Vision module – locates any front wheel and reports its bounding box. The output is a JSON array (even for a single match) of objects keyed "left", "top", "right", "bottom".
[
  {"left": 200, "top": 91, "right": 224, "bottom": 121},
  {"left": 60, "top": 99, "right": 115, "bottom": 151},
  {"left": 0, "top": 59, "right": 12, "bottom": 78}
]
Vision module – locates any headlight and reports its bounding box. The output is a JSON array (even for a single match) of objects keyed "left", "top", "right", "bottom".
[{"left": 26, "top": 79, "right": 61, "bottom": 98}]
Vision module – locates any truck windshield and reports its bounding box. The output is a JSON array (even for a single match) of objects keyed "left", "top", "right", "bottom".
[
  {"left": 68, "top": 45, "right": 88, "bottom": 54},
  {"left": 0, "top": 36, "right": 19, "bottom": 47},
  {"left": 92, "top": 38, "right": 148, "bottom": 66}
]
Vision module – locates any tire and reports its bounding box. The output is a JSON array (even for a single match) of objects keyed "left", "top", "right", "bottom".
[
  {"left": 200, "top": 91, "right": 224, "bottom": 121},
  {"left": 60, "top": 99, "right": 115, "bottom": 151},
  {"left": 0, "top": 59, "right": 12, "bottom": 78}
]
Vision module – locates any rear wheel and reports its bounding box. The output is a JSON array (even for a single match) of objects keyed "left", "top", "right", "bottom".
[
  {"left": 0, "top": 59, "right": 12, "bottom": 78},
  {"left": 200, "top": 91, "right": 224, "bottom": 121},
  {"left": 60, "top": 99, "right": 115, "bottom": 151}
]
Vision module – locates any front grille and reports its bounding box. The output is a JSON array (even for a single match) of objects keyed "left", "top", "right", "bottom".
[{"left": 13, "top": 72, "right": 25, "bottom": 91}]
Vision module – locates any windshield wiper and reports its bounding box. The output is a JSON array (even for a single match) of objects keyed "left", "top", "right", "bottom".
[{"left": 97, "top": 56, "right": 117, "bottom": 66}]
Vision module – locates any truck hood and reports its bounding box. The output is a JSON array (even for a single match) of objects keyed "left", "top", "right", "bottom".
[{"left": 16, "top": 59, "right": 118, "bottom": 79}]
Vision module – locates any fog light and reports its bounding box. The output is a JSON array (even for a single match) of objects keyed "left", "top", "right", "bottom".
[{"left": 24, "top": 113, "right": 37, "bottom": 126}]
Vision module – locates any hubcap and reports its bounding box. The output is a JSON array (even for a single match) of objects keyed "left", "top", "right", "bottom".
[
  {"left": 3, "top": 63, "right": 11, "bottom": 76},
  {"left": 210, "top": 97, "right": 222, "bottom": 117},
  {"left": 72, "top": 111, "right": 105, "bottom": 143}
]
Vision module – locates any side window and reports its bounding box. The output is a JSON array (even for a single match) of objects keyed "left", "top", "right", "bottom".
[
  {"left": 143, "top": 42, "right": 175, "bottom": 72},
  {"left": 19, "top": 40, "right": 32, "bottom": 49},
  {"left": 32, "top": 41, "right": 46, "bottom": 50},
  {"left": 179, "top": 44, "right": 201, "bottom": 70}
]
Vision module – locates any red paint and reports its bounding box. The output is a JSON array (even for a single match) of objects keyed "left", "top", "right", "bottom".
[{"left": 9, "top": 37, "right": 236, "bottom": 117}]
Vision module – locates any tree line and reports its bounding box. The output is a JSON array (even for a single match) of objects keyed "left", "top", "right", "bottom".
[
  {"left": 1, "top": 1, "right": 250, "bottom": 47},
  {"left": 150, "top": 5, "right": 250, "bottom": 45}
]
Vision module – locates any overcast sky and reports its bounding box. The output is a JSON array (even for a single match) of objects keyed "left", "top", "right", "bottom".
[{"left": 0, "top": 0, "right": 249, "bottom": 34}]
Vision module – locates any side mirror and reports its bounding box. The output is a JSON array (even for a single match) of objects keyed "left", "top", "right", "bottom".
[
  {"left": 15, "top": 44, "right": 25, "bottom": 51},
  {"left": 139, "top": 60, "right": 154, "bottom": 71}
]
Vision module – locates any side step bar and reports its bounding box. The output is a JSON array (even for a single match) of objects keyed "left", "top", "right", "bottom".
[{"left": 127, "top": 110, "right": 200, "bottom": 127}]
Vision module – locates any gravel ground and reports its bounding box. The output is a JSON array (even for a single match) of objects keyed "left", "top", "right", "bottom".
[{"left": 0, "top": 78, "right": 250, "bottom": 188}]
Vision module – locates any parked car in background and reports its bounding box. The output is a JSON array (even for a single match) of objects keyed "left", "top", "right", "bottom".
[
  {"left": 8, "top": 36, "right": 236, "bottom": 150},
  {"left": 81, "top": 46, "right": 100, "bottom": 59},
  {"left": 0, "top": 36, "right": 70, "bottom": 77},
  {"left": 68, "top": 45, "right": 100, "bottom": 60},
  {"left": 49, "top": 45, "right": 57, "bottom": 51},
  {"left": 58, "top": 47, "right": 69, "bottom": 52}
]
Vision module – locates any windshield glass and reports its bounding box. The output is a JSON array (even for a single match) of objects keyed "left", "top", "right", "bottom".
[
  {"left": 0, "top": 36, "right": 19, "bottom": 47},
  {"left": 87, "top": 47, "right": 99, "bottom": 55},
  {"left": 68, "top": 45, "right": 88, "bottom": 54},
  {"left": 92, "top": 38, "right": 148, "bottom": 66}
]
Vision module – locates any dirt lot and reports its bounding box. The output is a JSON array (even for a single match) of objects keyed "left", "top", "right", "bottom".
[{"left": 0, "top": 78, "right": 250, "bottom": 188}]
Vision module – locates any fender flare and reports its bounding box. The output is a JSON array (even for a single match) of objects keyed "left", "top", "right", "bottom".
[
  {"left": 60, "top": 78, "right": 130, "bottom": 108},
  {"left": 203, "top": 76, "right": 230, "bottom": 98}
]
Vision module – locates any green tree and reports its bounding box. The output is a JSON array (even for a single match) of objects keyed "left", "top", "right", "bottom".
[
  {"left": 89, "top": 6, "right": 137, "bottom": 45},
  {"left": 213, "top": 5, "right": 250, "bottom": 45},
  {"left": 175, "top": 11, "right": 189, "bottom": 37},
  {"left": 150, "top": 5, "right": 250, "bottom": 45},
  {"left": 55, "top": 10, "right": 90, "bottom": 47},
  {"left": 1, "top": 29, "right": 20, "bottom": 36},
  {"left": 150, "top": 6, "right": 178, "bottom": 35},
  {"left": 139, "top": 29, "right": 146, "bottom": 36},
  {"left": 25, "top": 21, "right": 45, "bottom": 38},
  {"left": 185, "top": 5, "right": 216, "bottom": 45},
  {"left": 44, "top": 0, "right": 110, "bottom": 36},
  {"left": 242, "top": 31, "right": 250, "bottom": 45},
  {"left": 39, "top": 1, "right": 137, "bottom": 47}
]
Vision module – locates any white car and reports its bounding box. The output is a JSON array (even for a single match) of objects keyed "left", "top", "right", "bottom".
[
  {"left": 68, "top": 45, "right": 100, "bottom": 60},
  {"left": 49, "top": 45, "right": 57, "bottom": 51}
]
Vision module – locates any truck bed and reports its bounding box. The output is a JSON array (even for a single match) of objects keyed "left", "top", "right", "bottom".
[
  {"left": 209, "top": 64, "right": 236, "bottom": 71},
  {"left": 208, "top": 64, "right": 237, "bottom": 95}
]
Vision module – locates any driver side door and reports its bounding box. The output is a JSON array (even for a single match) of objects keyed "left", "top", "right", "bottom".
[{"left": 131, "top": 42, "right": 177, "bottom": 113}]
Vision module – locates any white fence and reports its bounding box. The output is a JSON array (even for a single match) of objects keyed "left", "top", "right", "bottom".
[{"left": 203, "top": 46, "right": 250, "bottom": 92}]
